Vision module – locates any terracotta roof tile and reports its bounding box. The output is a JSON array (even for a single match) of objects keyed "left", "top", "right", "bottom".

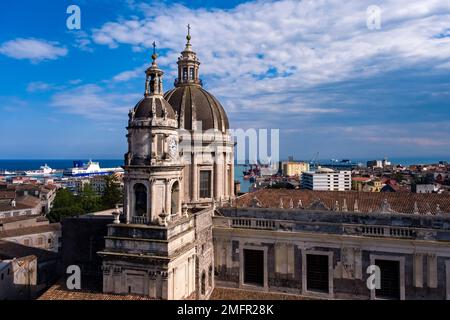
[
  {"left": 38, "top": 282, "right": 154, "bottom": 300},
  {"left": 234, "top": 189, "right": 450, "bottom": 215}
]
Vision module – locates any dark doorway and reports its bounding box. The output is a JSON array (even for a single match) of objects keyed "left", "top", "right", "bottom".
[
  {"left": 375, "top": 259, "right": 400, "bottom": 300},
  {"left": 134, "top": 183, "right": 147, "bottom": 216},
  {"left": 201, "top": 271, "right": 206, "bottom": 295},
  {"left": 171, "top": 181, "right": 179, "bottom": 215},
  {"left": 243, "top": 249, "right": 264, "bottom": 286},
  {"left": 306, "top": 254, "right": 329, "bottom": 293}
]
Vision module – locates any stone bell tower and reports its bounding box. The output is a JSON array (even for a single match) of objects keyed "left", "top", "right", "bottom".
[
  {"left": 99, "top": 44, "right": 197, "bottom": 299},
  {"left": 122, "top": 42, "right": 184, "bottom": 225}
]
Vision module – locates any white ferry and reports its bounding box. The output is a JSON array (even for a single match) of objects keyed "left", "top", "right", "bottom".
[
  {"left": 24, "top": 164, "right": 55, "bottom": 176},
  {"left": 63, "top": 160, "right": 123, "bottom": 177}
]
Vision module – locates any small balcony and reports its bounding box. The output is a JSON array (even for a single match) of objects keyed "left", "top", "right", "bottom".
[{"left": 131, "top": 215, "right": 148, "bottom": 225}]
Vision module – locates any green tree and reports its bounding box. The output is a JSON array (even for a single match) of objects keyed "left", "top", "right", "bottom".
[
  {"left": 101, "top": 175, "right": 123, "bottom": 209},
  {"left": 48, "top": 188, "right": 83, "bottom": 222},
  {"left": 77, "top": 184, "right": 102, "bottom": 213},
  {"left": 391, "top": 172, "right": 404, "bottom": 183}
]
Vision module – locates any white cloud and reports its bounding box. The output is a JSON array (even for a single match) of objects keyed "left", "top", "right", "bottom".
[
  {"left": 111, "top": 64, "right": 146, "bottom": 82},
  {"left": 27, "top": 81, "right": 55, "bottom": 92},
  {"left": 50, "top": 84, "right": 140, "bottom": 120},
  {"left": 0, "top": 38, "right": 68, "bottom": 62},
  {"left": 88, "top": 0, "right": 450, "bottom": 125}
]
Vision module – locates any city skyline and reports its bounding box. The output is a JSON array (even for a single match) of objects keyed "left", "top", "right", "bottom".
[{"left": 1, "top": 0, "right": 450, "bottom": 160}]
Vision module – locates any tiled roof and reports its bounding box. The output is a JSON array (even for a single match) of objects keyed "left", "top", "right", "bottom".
[
  {"left": 0, "top": 202, "right": 34, "bottom": 213},
  {"left": 233, "top": 189, "right": 450, "bottom": 215},
  {"left": 0, "top": 222, "right": 60, "bottom": 238},
  {"left": 352, "top": 177, "right": 371, "bottom": 182},
  {"left": 0, "top": 213, "right": 42, "bottom": 224},
  {"left": 38, "top": 284, "right": 309, "bottom": 300},
  {"left": 16, "top": 195, "right": 40, "bottom": 207},
  {"left": 0, "top": 191, "right": 15, "bottom": 200},
  {"left": 0, "top": 240, "right": 58, "bottom": 261},
  {"left": 38, "top": 282, "right": 154, "bottom": 300},
  {"left": 210, "top": 287, "right": 310, "bottom": 300}
]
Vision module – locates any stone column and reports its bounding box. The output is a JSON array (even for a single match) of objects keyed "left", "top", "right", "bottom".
[
  {"left": 414, "top": 253, "right": 423, "bottom": 288},
  {"left": 192, "top": 152, "right": 198, "bottom": 202},
  {"left": 125, "top": 179, "right": 131, "bottom": 223},
  {"left": 427, "top": 254, "right": 437, "bottom": 288},
  {"left": 214, "top": 153, "right": 220, "bottom": 200},
  {"left": 165, "top": 179, "right": 171, "bottom": 220},
  {"left": 150, "top": 179, "right": 156, "bottom": 223}
]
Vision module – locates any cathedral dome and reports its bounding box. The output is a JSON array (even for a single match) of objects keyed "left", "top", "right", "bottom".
[
  {"left": 163, "top": 32, "right": 229, "bottom": 133},
  {"left": 164, "top": 86, "right": 229, "bottom": 132},
  {"left": 134, "top": 96, "right": 176, "bottom": 120}
]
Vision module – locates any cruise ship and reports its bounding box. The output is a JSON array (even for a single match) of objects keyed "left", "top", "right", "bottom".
[
  {"left": 63, "top": 160, "right": 123, "bottom": 177},
  {"left": 24, "top": 164, "right": 55, "bottom": 176}
]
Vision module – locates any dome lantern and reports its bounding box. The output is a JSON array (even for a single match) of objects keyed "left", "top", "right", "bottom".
[{"left": 175, "top": 25, "right": 202, "bottom": 87}]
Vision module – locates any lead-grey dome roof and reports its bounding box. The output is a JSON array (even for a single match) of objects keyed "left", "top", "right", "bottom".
[
  {"left": 164, "top": 85, "right": 229, "bottom": 132},
  {"left": 133, "top": 96, "right": 176, "bottom": 120}
]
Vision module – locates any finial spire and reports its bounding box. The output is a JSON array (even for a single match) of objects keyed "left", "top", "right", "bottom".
[
  {"left": 151, "top": 41, "right": 157, "bottom": 63},
  {"left": 186, "top": 24, "right": 191, "bottom": 43}
]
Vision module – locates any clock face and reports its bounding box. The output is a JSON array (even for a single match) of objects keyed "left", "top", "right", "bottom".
[{"left": 168, "top": 137, "right": 178, "bottom": 158}]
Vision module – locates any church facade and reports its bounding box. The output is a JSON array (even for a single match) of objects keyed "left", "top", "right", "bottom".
[
  {"left": 98, "top": 31, "right": 233, "bottom": 299},
  {"left": 97, "top": 31, "right": 450, "bottom": 300}
]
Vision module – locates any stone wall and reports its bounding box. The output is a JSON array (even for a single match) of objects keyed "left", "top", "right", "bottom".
[{"left": 213, "top": 207, "right": 450, "bottom": 300}]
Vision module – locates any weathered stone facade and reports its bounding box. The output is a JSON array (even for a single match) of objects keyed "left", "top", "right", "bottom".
[
  {"left": 213, "top": 200, "right": 450, "bottom": 300},
  {"left": 99, "top": 32, "right": 232, "bottom": 300}
]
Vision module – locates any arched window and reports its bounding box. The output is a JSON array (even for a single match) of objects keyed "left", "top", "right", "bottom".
[
  {"left": 201, "top": 271, "right": 206, "bottom": 295},
  {"left": 208, "top": 265, "right": 213, "bottom": 287},
  {"left": 134, "top": 183, "right": 147, "bottom": 216},
  {"left": 171, "top": 181, "right": 180, "bottom": 215}
]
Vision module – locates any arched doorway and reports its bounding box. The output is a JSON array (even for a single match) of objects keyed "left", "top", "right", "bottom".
[
  {"left": 134, "top": 183, "right": 147, "bottom": 216},
  {"left": 201, "top": 271, "right": 206, "bottom": 295},
  {"left": 170, "top": 181, "right": 180, "bottom": 215}
]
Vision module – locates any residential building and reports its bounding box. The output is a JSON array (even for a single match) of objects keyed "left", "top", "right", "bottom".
[
  {"left": 301, "top": 167, "right": 351, "bottom": 191},
  {"left": 282, "top": 161, "right": 310, "bottom": 177}
]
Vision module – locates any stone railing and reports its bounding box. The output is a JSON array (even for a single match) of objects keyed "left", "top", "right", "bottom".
[
  {"left": 131, "top": 216, "right": 148, "bottom": 225},
  {"left": 344, "top": 224, "right": 415, "bottom": 239},
  {"left": 231, "top": 218, "right": 276, "bottom": 230}
]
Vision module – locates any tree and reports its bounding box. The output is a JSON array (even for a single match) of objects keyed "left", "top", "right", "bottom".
[
  {"left": 48, "top": 188, "right": 83, "bottom": 223},
  {"left": 391, "top": 172, "right": 404, "bottom": 183},
  {"left": 77, "top": 184, "right": 102, "bottom": 213},
  {"left": 101, "top": 175, "right": 123, "bottom": 209}
]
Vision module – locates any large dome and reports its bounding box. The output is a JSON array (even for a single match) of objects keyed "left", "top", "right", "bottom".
[
  {"left": 164, "top": 85, "right": 229, "bottom": 132},
  {"left": 133, "top": 96, "right": 176, "bottom": 120}
]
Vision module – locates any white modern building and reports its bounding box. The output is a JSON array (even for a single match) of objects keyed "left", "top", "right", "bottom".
[{"left": 301, "top": 167, "right": 351, "bottom": 191}]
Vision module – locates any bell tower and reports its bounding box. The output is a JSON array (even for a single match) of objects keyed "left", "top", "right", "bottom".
[
  {"left": 123, "top": 43, "right": 184, "bottom": 225},
  {"left": 100, "top": 44, "right": 197, "bottom": 299}
]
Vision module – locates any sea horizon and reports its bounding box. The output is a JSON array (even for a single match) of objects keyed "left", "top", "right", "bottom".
[{"left": 0, "top": 156, "right": 449, "bottom": 171}]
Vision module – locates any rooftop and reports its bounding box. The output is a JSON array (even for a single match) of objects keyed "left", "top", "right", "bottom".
[
  {"left": 38, "top": 282, "right": 154, "bottom": 300},
  {"left": 0, "top": 213, "right": 44, "bottom": 224},
  {"left": 38, "top": 284, "right": 309, "bottom": 300},
  {"left": 232, "top": 189, "right": 450, "bottom": 215},
  {"left": 0, "top": 222, "right": 60, "bottom": 238},
  {"left": 0, "top": 240, "right": 58, "bottom": 261}
]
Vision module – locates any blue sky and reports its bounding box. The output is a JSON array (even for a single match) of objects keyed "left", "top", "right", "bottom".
[{"left": 1, "top": 0, "right": 450, "bottom": 160}]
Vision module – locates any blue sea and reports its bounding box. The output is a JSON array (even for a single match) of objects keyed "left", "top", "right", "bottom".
[
  {"left": 0, "top": 158, "right": 447, "bottom": 193},
  {"left": 0, "top": 160, "right": 252, "bottom": 193}
]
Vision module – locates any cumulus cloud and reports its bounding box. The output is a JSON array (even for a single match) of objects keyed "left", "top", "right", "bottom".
[
  {"left": 27, "top": 81, "right": 56, "bottom": 93},
  {"left": 0, "top": 38, "right": 68, "bottom": 62},
  {"left": 88, "top": 0, "right": 450, "bottom": 125},
  {"left": 50, "top": 84, "right": 140, "bottom": 120},
  {"left": 91, "top": 0, "right": 450, "bottom": 83}
]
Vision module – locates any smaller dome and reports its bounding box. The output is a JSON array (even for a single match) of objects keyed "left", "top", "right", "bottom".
[{"left": 134, "top": 96, "right": 176, "bottom": 120}]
